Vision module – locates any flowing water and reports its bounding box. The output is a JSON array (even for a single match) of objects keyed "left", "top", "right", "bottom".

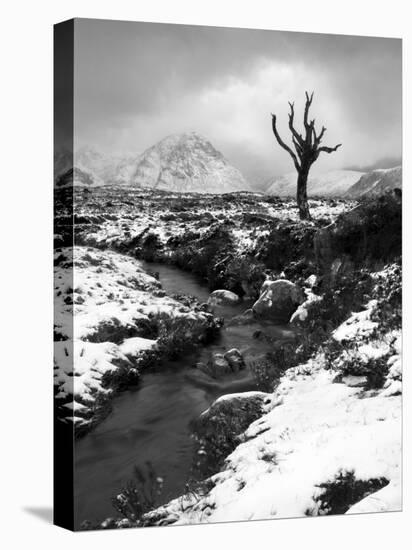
[{"left": 74, "top": 261, "right": 295, "bottom": 527}]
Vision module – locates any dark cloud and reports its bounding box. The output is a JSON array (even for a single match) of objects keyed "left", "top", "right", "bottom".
[{"left": 74, "top": 18, "right": 401, "bottom": 182}]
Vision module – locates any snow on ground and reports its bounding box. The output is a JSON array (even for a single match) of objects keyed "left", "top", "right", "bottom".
[
  {"left": 74, "top": 189, "right": 355, "bottom": 257},
  {"left": 146, "top": 266, "right": 401, "bottom": 524},
  {"left": 54, "top": 246, "right": 211, "bottom": 426},
  {"left": 333, "top": 299, "right": 378, "bottom": 342},
  {"left": 54, "top": 247, "right": 200, "bottom": 341}
]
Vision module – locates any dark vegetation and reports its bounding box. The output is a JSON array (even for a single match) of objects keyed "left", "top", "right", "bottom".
[
  {"left": 80, "top": 462, "right": 164, "bottom": 530},
  {"left": 191, "top": 394, "right": 268, "bottom": 477},
  {"left": 306, "top": 470, "right": 389, "bottom": 516}
]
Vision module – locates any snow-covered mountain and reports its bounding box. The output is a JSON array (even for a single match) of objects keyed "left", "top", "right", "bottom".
[
  {"left": 55, "top": 134, "right": 250, "bottom": 193},
  {"left": 345, "top": 166, "right": 402, "bottom": 198},
  {"left": 55, "top": 167, "right": 103, "bottom": 188},
  {"left": 266, "top": 170, "right": 364, "bottom": 197},
  {"left": 54, "top": 147, "right": 139, "bottom": 188},
  {"left": 131, "top": 132, "right": 251, "bottom": 194},
  {"left": 75, "top": 146, "right": 138, "bottom": 185}
]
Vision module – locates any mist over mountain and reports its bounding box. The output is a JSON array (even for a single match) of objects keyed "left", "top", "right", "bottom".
[
  {"left": 345, "top": 156, "right": 401, "bottom": 173},
  {"left": 55, "top": 133, "right": 251, "bottom": 194},
  {"left": 345, "top": 166, "right": 402, "bottom": 198},
  {"left": 266, "top": 170, "right": 364, "bottom": 197},
  {"left": 131, "top": 132, "right": 251, "bottom": 194}
]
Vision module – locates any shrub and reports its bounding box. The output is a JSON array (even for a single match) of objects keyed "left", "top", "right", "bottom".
[
  {"left": 325, "top": 193, "right": 401, "bottom": 266},
  {"left": 256, "top": 220, "right": 317, "bottom": 273},
  {"left": 224, "top": 255, "right": 267, "bottom": 299},
  {"left": 86, "top": 318, "right": 141, "bottom": 344},
  {"left": 371, "top": 261, "right": 402, "bottom": 330},
  {"left": 140, "top": 232, "right": 162, "bottom": 261},
  {"left": 249, "top": 350, "right": 292, "bottom": 392},
  {"left": 111, "top": 463, "right": 164, "bottom": 523},
  {"left": 101, "top": 362, "right": 140, "bottom": 392},
  {"left": 306, "top": 470, "right": 389, "bottom": 516},
  {"left": 154, "top": 312, "right": 221, "bottom": 361}
]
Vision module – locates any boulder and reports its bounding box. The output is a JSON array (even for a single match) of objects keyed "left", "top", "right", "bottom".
[
  {"left": 252, "top": 279, "right": 305, "bottom": 323},
  {"left": 289, "top": 292, "right": 322, "bottom": 325},
  {"left": 196, "top": 353, "right": 232, "bottom": 378},
  {"left": 207, "top": 289, "right": 240, "bottom": 306},
  {"left": 193, "top": 391, "right": 271, "bottom": 469},
  {"left": 223, "top": 348, "right": 245, "bottom": 372},
  {"left": 211, "top": 353, "right": 232, "bottom": 375}
]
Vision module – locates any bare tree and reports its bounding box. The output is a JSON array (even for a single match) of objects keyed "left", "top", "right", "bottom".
[{"left": 271, "top": 92, "right": 342, "bottom": 220}]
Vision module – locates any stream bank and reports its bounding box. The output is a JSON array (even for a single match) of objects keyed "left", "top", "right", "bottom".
[{"left": 74, "top": 260, "right": 295, "bottom": 528}]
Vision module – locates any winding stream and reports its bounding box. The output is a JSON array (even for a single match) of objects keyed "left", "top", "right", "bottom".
[{"left": 74, "top": 261, "right": 295, "bottom": 527}]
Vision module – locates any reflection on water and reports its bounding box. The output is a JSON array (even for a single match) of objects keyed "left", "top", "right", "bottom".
[{"left": 74, "top": 262, "right": 294, "bottom": 527}]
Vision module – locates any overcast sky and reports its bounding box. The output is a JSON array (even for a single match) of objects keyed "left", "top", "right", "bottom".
[{"left": 74, "top": 19, "right": 401, "bottom": 183}]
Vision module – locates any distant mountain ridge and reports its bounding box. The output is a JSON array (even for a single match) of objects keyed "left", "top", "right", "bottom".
[
  {"left": 54, "top": 147, "right": 137, "bottom": 188},
  {"left": 345, "top": 166, "right": 402, "bottom": 198},
  {"left": 266, "top": 170, "right": 364, "bottom": 197},
  {"left": 54, "top": 133, "right": 250, "bottom": 194}
]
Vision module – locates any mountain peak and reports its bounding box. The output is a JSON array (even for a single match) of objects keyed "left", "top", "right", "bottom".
[{"left": 132, "top": 132, "right": 250, "bottom": 194}]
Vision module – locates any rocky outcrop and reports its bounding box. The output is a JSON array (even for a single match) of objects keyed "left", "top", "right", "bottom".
[
  {"left": 193, "top": 391, "right": 271, "bottom": 472},
  {"left": 196, "top": 349, "right": 245, "bottom": 378},
  {"left": 207, "top": 289, "right": 240, "bottom": 306},
  {"left": 223, "top": 348, "right": 246, "bottom": 372},
  {"left": 195, "top": 392, "right": 270, "bottom": 437},
  {"left": 252, "top": 279, "right": 305, "bottom": 323}
]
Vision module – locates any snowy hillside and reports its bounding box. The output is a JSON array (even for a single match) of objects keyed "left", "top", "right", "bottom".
[
  {"left": 266, "top": 170, "right": 364, "bottom": 197},
  {"left": 54, "top": 147, "right": 139, "bottom": 188},
  {"left": 131, "top": 132, "right": 251, "bottom": 194},
  {"left": 75, "top": 146, "right": 138, "bottom": 185},
  {"left": 142, "top": 265, "right": 401, "bottom": 525},
  {"left": 54, "top": 135, "right": 250, "bottom": 193},
  {"left": 55, "top": 167, "right": 103, "bottom": 188},
  {"left": 345, "top": 166, "right": 402, "bottom": 198}
]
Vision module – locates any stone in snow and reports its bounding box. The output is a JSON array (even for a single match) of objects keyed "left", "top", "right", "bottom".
[
  {"left": 194, "top": 391, "right": 271, "bottom": 447},
  {"left": 223, "top": 348, "right": 245, "bottom": 372},
  {"left": 253, "top": 279, "right": 305, "bottom": 323},
  {"left": 196, "top": 354, "right": 232, "bottom": 378},
  {"left": 342, "top": 375, "right": 369, "bottom": 388},
  {"left": 207, "top": 289, "right": 240, "bottom": 306}
]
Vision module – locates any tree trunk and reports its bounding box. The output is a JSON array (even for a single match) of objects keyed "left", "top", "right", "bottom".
[{"left": 297, "top": 170, "right": 311, "bottom": 220}]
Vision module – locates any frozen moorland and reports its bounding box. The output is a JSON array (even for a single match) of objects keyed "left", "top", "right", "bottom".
[
  {"left": 142, "top": 264, "right": 401, "bottom": 525},
  {"left": 54, "top": 246, "right": 218, "bottom": 431},
  {"left": 54, "top": 184, "right": 401, "bottom": 526}
]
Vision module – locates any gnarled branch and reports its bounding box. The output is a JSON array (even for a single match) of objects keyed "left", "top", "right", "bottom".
[
  {"left": 288, "top": 102, "right": 304, "bottom": 147},
  {"left": 315, "top": 126, "right": 326, "bottom": 146},
  {"left": 271, "top": 114, "right": 300, "bottom": 172},
  {"left": 304, "top": 91, "right": 314, "bottom": 132},
  {"left": 318, "top": 143, "right": 342, "bottom": 154}
]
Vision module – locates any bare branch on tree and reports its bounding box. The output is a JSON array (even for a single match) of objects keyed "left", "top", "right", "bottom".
[
  {"left": 288, "top": 102, "right": 304, "bottom": 147},
  {"left": 271, "top": 114, "right": 301, "bottom": 172},
  {"left": 303, "top": 91, "right": 314, "bottom": 132},
  {"left": 318, "top": 143, "right": 342, "bottom": 154}
]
